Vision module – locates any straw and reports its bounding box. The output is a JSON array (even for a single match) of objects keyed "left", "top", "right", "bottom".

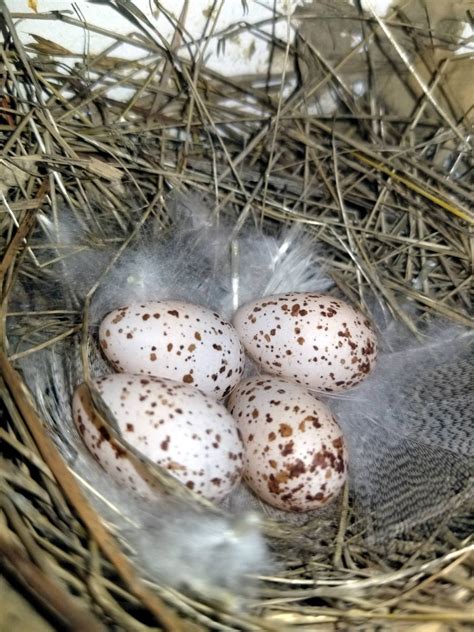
[{"left": 1, "top": 1, "right": 472, "bottom": 628}]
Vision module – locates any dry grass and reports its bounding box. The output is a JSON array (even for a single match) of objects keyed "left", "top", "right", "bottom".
[{"left": 0, "top": 1, "right": 472, "bottom": 629}]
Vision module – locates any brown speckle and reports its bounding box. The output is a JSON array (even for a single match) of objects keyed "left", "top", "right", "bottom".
[
  {"left": 358, "top": 359, "right": 372, "bottom": 374},
  {"left": 268, "top": 475, "right": 281, "bottom": 495},
  {"left": 111, "top": 311, "right": 126, "bottom": 324},
  {"left": 281, "top": 440, "right": 294, "bottom": 456},
  {"left": 305, "top": 415, "right": 321, "bottom": 429},
  {"left": 97, "top": 426, "right": 110, "bottom": 447},
  {"left": 287, "top": 459, "right": 306, "bottom": 478},
  {"left": 333, "top": 436, "right": 343, "bottom": 449},
  {"left": 279, "top": 423, "right": 293, "bottom": 437},
  {"left": 112, "top": 443, "right": 127, "bottom": 459}
]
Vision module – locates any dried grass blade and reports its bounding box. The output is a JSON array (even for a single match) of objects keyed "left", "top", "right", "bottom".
[{"left": 0, "top": 350, "right": 186, "bottom": 631}]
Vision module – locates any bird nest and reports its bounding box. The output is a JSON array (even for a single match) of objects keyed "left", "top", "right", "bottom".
[{"left": 0, "top": 1, "right": 472, "bottom": 630}]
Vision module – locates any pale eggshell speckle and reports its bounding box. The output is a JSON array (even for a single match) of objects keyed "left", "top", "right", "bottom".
[
  {"left": 73, "top": 374, "right": 244, "bottom": 502},
  {"left": 99, "top": 301, "right": 245, "bottom": 398},
  {"left": 233, "top": 292, "right": 377, "bottom": 392},
  {"left": 227, "top": 377, "right": 347, "bottom": 512}
]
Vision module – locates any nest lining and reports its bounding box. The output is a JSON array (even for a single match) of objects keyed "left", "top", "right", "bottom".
[{"left": 0, "top": 1, "right": 473, "bottom": 630}]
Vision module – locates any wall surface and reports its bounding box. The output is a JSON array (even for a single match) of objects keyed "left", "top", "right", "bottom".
[{"left": 5, "top": 0, "right": 472, "bottom": 119}]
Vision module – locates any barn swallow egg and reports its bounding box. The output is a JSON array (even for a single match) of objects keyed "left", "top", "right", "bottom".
[
  {"left": 99, "top": 300, "right": 245, "bottom": 398},
  {"left": 227, "top": 376, "right": 347, "bottom": 512},
  {"left": 73, "top": 374, "right": 244, "bottom": 502},
  {"left": 233, "top": 292, "right": 377, "bottom": 392}
]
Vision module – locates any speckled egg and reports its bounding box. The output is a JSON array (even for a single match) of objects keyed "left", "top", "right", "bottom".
[
  {"left": 233, "top": 292, "right": 377, "bottom": 392},
  {"left": 227, "top": 377, "right": 347, "bottom": 512},
  {"left": 72, "top": 373, "right": 244, "bottom": 502},
  {"left": 99, "top": 300, "right": 245, "bottom": 398}
]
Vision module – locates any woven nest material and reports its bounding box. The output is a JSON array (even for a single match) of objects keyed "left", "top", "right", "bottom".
[{"left": 0, "top": 1, "right": 473, "bottom": 630}]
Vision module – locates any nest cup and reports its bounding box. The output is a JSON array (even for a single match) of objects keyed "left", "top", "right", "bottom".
[{"left": 0, "top": 1, "right": 473, "bottom": 630}]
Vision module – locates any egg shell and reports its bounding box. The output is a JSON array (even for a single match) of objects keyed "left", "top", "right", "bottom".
[
  {"left": 99, "top": 300, "right": 245, "bottom": 398},
  {"left": 227, "top": 376, "right": 347, "bottom": 512},
  {"left": 73, "top": 374, "right": 244, "bottom": 502},
  {"left": 233, "top": 292, "right": 377, "bottom": 392}
]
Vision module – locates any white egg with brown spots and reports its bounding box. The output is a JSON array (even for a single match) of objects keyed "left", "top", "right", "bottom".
[
  {"left": 233, "top": 292, "right": 377, "bottom": 392},
  {"left": 72, "top": 374, "right": 243, "bottom": 502},
  {"left": 227, "top": 377, "right": 347, "bottom": 512},
  {"left": 99, "top": 300, "right": 245, "bottom": 398}
]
